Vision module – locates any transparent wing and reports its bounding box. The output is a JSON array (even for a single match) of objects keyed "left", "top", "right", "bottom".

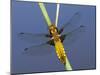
[
  {"left": 61, "top": 25, "right": 86, "bottom": 50},
  {"left": 18, "top": 32, "right": 51, "bottom": 45},
  {"left": 58, "top": 12, "right": 81, "bottom": 34},
  {"left": 22, "top": 43, "right": 54, "bottom": 56}
]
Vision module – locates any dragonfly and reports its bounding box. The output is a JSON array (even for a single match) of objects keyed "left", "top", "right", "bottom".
[{"left": 18, "top": 12, "right": 86, "bottom": 64}]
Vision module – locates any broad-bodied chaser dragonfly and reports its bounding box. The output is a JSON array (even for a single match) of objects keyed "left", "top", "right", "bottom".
[{"left": 18, "top": 12, "right": 86, "bottom": 64}]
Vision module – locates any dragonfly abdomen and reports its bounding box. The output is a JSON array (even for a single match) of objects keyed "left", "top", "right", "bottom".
[{"left": 55, "top": 41, "right": 66, "bottom": 64}]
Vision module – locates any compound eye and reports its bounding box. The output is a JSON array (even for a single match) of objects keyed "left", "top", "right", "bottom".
[
  {"left": 52, "top": 28, "right": 57, "bottom": 33},
  {"left": 51, "top": 30, "right": 54, "bottom": 33},
  {"left": 55, "top": 29, "right": 57, "bottom": 32}
]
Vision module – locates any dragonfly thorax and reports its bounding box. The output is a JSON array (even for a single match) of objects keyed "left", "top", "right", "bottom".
[{"left": 49, "top": 25, "right": 60, "bottom": 42}]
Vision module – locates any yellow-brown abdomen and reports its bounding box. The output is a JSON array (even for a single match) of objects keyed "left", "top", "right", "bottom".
[{"left": 55, "top": 41, "right": 66, "bottom": 64}]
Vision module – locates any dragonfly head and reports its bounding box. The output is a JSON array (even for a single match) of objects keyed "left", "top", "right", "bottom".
[{"left": 49, "top": 24, "right": 58, "bottom": 35}]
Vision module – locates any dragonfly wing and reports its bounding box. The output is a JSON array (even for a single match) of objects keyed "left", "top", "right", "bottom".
[
  {"left": 58, "top": 12, "right": 81, "bottom": 34},
  {"left": 22, "top": 43, "right": 54, "bottom": 56},
  {"left": 18, "top": 32, "right": 51, "bottom": 45},
  {"left": 60, "top": 25, "right": 86, "bottom": 50}
]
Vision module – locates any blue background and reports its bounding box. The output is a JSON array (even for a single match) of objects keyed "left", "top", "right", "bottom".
[{"left": 11, "top": 0, "right": 96, "bottom": 74}]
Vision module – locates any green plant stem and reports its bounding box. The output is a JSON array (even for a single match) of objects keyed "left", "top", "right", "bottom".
[
  {"left": 38, "top": 2, "right": 52, "bottom": 26},
  {"left": 38, "top": 2, "right": 72, "bottom": 71},
  {"left": 64, "top": 56, "right": 72, "bottom": 70}
]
